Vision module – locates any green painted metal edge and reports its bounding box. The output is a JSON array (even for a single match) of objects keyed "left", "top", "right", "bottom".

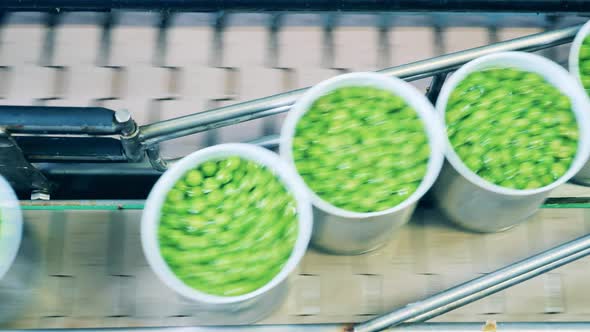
[
  {"left": 17, "top": 198, "right": 590, "bottom": 211},
  {"left": 19, "top": 201, "right": 145, "bottom": 211}
]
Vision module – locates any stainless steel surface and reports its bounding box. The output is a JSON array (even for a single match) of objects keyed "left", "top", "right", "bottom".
[
  {"left": 572, "top": 166, "right": 590, "bottom": 187},
  {"left": 0, "top": 106, "right": 119, "bottom": 135},
  {"left": 1, "top": 325, "right": 348, "bottom": 332},
  {"left": 0, "top": 131, "right": 50, "bottom": 194},
  {"left": 389, "top": 322, "right": 590, "bottom": 332},
  {"left": 8, "top": 322, "right": 590, "bottom": 332},
  {"left": 34, "top": 163, "right": 161, "bottom": 176},
  {"left": 310, "top": 204, "right": 416, "bottom": 255},
  {"left": 353, "top": 234, "right": 590, "bottom": 332},
  {"left": 137, "top": 25, "right": 581, "bottom": 148},
  {"left": 432, "top": 164, "right": 549, "bottom": 233},
  {"left": 139, "top": 99, "right": 296, "bottom": 146}
]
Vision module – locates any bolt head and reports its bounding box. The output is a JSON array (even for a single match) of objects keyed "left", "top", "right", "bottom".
[
  {"left": 115, "top": 109, "right": 131, "bottom": 123},
  {"left": 31, "top": 191, "right": 50, "bottom": 201}
]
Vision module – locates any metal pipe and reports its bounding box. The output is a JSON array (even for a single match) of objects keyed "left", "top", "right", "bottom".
[
  {"left": 138, "top": 25, "right": 580, "bottom": 146},
  {"left": 34, "top": 162, "right": 161, "bottom": 176},
  {"left": 389, "top": 322, "right": 590, "bottom": 332},
  {"left": 405, "top": 247, "right": 590, "bottom": 324},
  {"left": 0, "top": 106, "right": 121, "bottom": 135},
  {"left": 353, "top": 234, "right": 590, "bottom": 332},
  {"left": 3, "top": 322, "right": 590, "bottom": 332}
]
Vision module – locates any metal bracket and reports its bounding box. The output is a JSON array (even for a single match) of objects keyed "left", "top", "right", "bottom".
[{"left": 0, "top": 129, "right": 51, "bottom": 196}]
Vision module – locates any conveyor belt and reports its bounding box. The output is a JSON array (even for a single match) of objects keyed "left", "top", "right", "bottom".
[
  {"left": 1, "top": 10, "right": 590, "bottom": 330},
  {"left": 1, "top": 199, "right": 589, "bottom": 328}
]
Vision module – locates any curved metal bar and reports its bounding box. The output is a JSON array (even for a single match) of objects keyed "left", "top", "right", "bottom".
[
  {"left": 3, "top": 321, "right": 590, "bottom": 332},
  {"left": 353, "top": 234, "right": 590, "bottom": 332},
  {"left": 138, "top": 25, "right": 581, "bottom": 146}
]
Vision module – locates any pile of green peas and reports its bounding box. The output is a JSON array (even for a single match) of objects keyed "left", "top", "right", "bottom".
[
  {"left": 158, "top": 156, "right": 298, "bottom": 297},
  {"left": 293, "top": 86, "right": 430, "bottom": 213},
  {"left": 578, "top": 34, "right": 590, "bottom": 93},
  {"left": 446, "top": 67, "right": 579, "bottom": 189}
]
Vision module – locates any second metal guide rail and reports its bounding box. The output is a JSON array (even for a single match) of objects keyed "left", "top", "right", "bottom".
[
  {"left": 136, "top": 24, "right": 582, "bottom": 170},
  {"left": 352, "top": 234, "right": 590, "bottom": 332}
]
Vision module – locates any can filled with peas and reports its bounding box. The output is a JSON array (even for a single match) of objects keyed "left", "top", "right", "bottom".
[
  {"left": 568, "top": 20, "right": 590, "bottom": 185},
  {"left": 280, "top": 72, "right": 445, "bottom": 255},
  {"left": 435, "top": 51, "right": 590, "bottom": 233},
  {"left": 141, "top": 143, "right": 312, "bottom": 323}
]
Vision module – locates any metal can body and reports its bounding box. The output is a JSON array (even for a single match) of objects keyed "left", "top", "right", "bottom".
[
  {"left": 433, "top": 163, "right": 548, "bottom": 233},
  {"left": 311, "top": 203, "right": 416, "bottom": 255},
  {"left": 190, "top": 280, "right": 288, "bottom": 324}
]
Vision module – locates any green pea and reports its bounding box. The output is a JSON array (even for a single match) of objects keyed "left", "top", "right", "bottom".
[
  {"left": 521, "top": 72, "right": 545, "bottom": 85},
  {"left": 185, "top": 170, "right": 204, "bottom": 186},
  {"left": 160, "top": 214, "right": 184, "bottom": 230},
  {"left": 581, "top": 60, "right": 590, "bottom": 75},
  {"left": 518, "top": 162, "right": 535, "bottom": 178},
  {"left": 514, "top": 177, "right": 529, "bottom": 190},
  {"left": 446, "top": 102, "right": 473, "bottom": 124},
  {"left": 166, "top": 189, "right": 184, "bottom": 203},
  {"left": 540, "top": 174, "right": 555, "bottom": 186},
  {"left": 580, "top": 44, "right": 590, "bottom": 60},
  {"left": 215, "top": 169, "right": 233, "bottom": 184},
  {"left": 173, "top": 179, "right": 189, "bottom": 192},
  {"left": 500, "top": 179, "right": 517, "bottom": 189},
  {"left": 525, "top": 180, "right": 543, "bottom": 189},
  {"left": 201, "top": 161, "right": 218, "bottom": 177},
  {"left": 550, "top": 162, "right": 568, "bottom": 179},
  {"left": 464, "top": 155, "right": 483, "bottom": 171},
  {"left": 560, "top": 126, "right": 580, "bottom": 140}
]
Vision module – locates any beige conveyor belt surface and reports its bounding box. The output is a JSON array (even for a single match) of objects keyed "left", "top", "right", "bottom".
[
  {"left": 1, "top": 202, "right": 590, "bottom": 328},
  {"left": 0, "top": 11, "right": 590, "bottom": 329}
]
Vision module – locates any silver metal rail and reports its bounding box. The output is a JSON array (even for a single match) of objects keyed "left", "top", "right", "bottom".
[
  {"left": 353, "top": 234, "right": 590, "bottom": 332},
  {"left": 3, "top": 322, "right": 590, "bottom": 332},
  {"left": 137, "top": 24, "right": 582, "bottom": 148},
  {"left": 389, "top": 322, "right": 590, "bottom": 332}
]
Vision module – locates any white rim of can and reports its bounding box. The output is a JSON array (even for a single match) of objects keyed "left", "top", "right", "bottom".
[
  {"left": 568, "top": 20, "right": 590, "bottom": 95},
  {"left": 280, "top": 72, "right": 446, "bottom": 219},
  {"left": 0, "top": 175, "right": 23, "bottom": 281},
  {"left": 436, "top": 51, "right": 590, "bottom": 196},
  {"left": 141, "top": 143, "right": 312, "bottom": 304}
]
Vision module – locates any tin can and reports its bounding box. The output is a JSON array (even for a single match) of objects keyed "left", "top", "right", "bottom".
[
  {"left": 141, "top": 143, "right": 312, "bottom": 323},
  {"left": 568, "top": 20, "right": 590, "bottom": 186},
  {"left": 434, "top": 52, "right": 590, "bottom": 232},
  {"left": 280, "top": 72, "right": 445, "bottom": 254}
]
